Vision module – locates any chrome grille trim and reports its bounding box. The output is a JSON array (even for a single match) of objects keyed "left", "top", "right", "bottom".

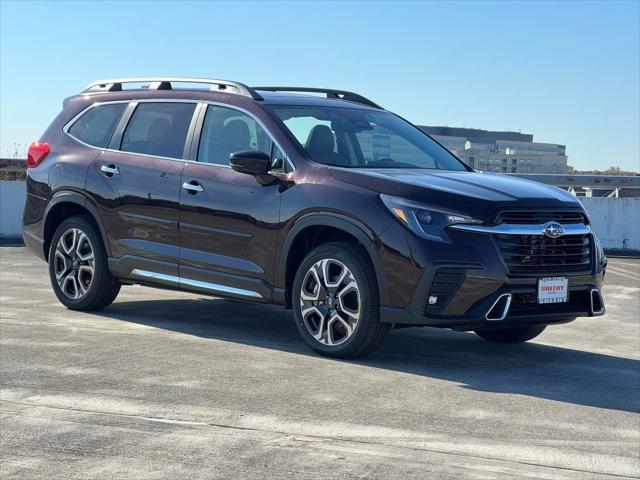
[{"left": 450, "top": 223, "right": 591, "bottom": 236}]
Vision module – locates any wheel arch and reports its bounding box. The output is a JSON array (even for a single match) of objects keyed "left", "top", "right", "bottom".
[
  {"left": 43, "top": 191, "right": 111, "bottom": 261},
  {"left": 279, "top": 213, "right": 387, "bottom": 307}
]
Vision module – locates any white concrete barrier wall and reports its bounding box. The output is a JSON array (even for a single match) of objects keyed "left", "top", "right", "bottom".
[
  {"left": 578, "top": 197, "right": 640, "bottom": 252},
  {"left": 0, "top": 181, "right": 638, "bottom": 253},
  {"left": 0, "top": 181, "right": 26, "bottom": 238}
]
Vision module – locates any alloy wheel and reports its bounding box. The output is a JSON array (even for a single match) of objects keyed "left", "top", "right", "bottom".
[
  {"left": 299, "top": 258, "right": 361, "bottom": 346},
  {"left": 53, "top": 228, "right": 95, "bottom": 300}
]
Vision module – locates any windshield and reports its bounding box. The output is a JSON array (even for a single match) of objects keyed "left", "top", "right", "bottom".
[{"left": 269, "top": 106, "right": 468, "bottom": 171}]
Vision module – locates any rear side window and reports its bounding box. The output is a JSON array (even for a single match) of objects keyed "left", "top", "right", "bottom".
[
  {"left": 121, "top": 102, "right": 196, "bottom": 158},
  {"left": 68, "top": 103, "right": 126, "bottom": 148}
]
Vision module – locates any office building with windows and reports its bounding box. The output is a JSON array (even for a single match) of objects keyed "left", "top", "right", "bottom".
[{"left": 419, "top": 126, "right": 568, "bottom": 174}]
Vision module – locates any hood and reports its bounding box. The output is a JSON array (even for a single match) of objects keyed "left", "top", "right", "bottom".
[{"left": 328, "top": 168, "right": 583, "bottom": 222}]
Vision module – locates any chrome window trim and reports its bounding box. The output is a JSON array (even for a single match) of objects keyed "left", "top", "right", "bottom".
[
  {"left": 62, "top": 100, "right": 132, "bottom": 150},
  {"left": 450, "top": 223, "right": 591, "bottom": 236},
  {"left": 130, "top": 268, "right": 263, "bottom": 299},
  {"left": 63, "top": 98, "right": 197, "bottom": 134},
  {"left": 62, "top": 98, "right": 296, "bottom": 173}
]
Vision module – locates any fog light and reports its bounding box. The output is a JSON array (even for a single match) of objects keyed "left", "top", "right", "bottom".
[{"left": 428, "top": 295, "right": 438, "bottom": 305}]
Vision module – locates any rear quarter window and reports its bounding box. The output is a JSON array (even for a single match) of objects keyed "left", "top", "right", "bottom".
[{"left": 67, "top": 103, "right": 126, "bottom": 148}]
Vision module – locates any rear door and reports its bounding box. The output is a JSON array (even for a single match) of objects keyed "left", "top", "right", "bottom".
[
  {"left": 87, "top": 101, "right": 197, "bottom": 280},
  {"left": 178, "top": 104, "right": 286, "bottom": 301}
]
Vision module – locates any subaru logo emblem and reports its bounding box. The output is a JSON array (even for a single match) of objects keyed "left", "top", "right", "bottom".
[{"left": 543, "top": 222, "right": 564, "bottom": 238}]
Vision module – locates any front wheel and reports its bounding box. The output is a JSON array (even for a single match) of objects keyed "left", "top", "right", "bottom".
[
  {"left": 474, "top": 325, "right": 546, "bottom": 343},
  {"left": 292, "top": 242, "right": 390, "bottom": 358}
]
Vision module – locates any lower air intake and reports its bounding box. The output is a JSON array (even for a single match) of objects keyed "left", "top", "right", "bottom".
[{"left": 424, "top": 268, "right": 465, "bottom": 316}]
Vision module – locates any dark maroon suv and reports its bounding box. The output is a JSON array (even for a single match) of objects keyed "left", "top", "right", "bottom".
[{"left": 22, "top": 78, "right": 606, "bottom": 358}]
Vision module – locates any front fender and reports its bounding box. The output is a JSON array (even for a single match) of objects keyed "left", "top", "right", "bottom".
[{"left": 278, "top": 212, "right": 388, "bottom": 305}]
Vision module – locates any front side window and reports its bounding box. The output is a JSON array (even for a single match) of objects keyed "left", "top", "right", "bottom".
[
  {"left": 269, "top": 106, "right": 468, "bottom": 171},
  {"left": 121, "top": 102, "right": 196, "bottom": 158},
  {"left": 270, "top": 144, "right": 287, "bottom": 173},
  {"left": 197, "top": 105, "right": 272, "bottom": 166},
  {"left": 68, "top": 103, "right": 126, "bottom": 148}
]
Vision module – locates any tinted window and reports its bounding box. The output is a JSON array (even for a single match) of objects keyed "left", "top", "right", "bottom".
[
  {"left": 271, "top": 143, "right": 287, "bottom": 173},
  {"left": 270, "top": 106, "right": 467, "bottom": 171},
  {"left": 121, "top": 102, "right": 196, "bottom": 158},
  {"left": 355, "top": 130, "right": 435, "bottom": 167},
  {"left": 68, "top": 103, "right": 126, "bottom": 148},
  {"left": 198, "top": 105, "right": 272, "bottom": 165}
]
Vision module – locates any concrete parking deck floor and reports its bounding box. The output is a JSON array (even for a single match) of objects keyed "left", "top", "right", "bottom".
[{"left": 1, "top": 247, "right": 638, "bottom": 479}]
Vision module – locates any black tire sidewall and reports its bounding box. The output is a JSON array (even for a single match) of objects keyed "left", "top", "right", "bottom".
[
  {"left": 48, "top": 216, "right": 109, "bottom": 310},
  {"left": 292, "top": 243, "right": 379, "bottom": 357}
]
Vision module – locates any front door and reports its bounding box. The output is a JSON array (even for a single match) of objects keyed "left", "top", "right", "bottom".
[{"left": 178, "top": 104, "right": 285, "bottom": 301}]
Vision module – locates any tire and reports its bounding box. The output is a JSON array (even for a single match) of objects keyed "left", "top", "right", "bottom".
[
  {"left": 292, "top": 242, "right": 390, "bottom": 358},
  {"left": 474, "top": 325, "right": 546, "bottom": 343},
  {"left": 48, "top": 215, "right": 120, "bottom": 311}
]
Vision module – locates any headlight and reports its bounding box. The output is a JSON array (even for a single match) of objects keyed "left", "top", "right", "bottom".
[{"left": 380, "top": 194, "right": 483, "bottom": 241}]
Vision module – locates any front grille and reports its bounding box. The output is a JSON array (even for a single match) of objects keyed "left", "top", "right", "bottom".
[
  {"left": 425, "top": 267, "right": 465, "bottom": 316},
  {"left": 496, "top": 210, "right": 586, "bottom": 224},
  {"left": 496, "top": 234, "right": 592, "bottom": 274},
  {"left": 509, "top": 289, "right": 590, "bottom": 316}
]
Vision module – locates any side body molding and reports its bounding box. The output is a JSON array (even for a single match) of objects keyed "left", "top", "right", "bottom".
[{"left": 278, "top": 213, "right": 388, "bottom": 305}]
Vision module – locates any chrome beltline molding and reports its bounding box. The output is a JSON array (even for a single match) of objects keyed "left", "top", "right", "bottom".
[
  {"left": 450, "top": 223, "right": 592, "bottom": 236},
  {"left": 131, "top": 269, "right": 263, "bottom": 299}
]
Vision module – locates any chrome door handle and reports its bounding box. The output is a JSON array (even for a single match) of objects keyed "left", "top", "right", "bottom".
[
  {"left": 182, "top": 182, "right": 204, "bottom": 194},
  {"left": 100, "top": 164, "right": 119, "bottom": 176}
]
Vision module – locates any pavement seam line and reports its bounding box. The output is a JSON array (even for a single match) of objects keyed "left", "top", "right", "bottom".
[{"left": 2, "top": 399, "right": 636, "bottom": 480}]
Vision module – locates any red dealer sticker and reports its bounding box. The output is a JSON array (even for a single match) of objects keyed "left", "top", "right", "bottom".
[{"left": 538, "top": 277, "right": 568, "bottom": 304}]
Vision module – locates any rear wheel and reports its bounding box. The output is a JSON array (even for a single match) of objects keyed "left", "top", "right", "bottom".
[
  {"left": 48, "top": 215, "right": 120, "bottom": 311},
  {"left": 292, "top": 242, "right": 390, "bottom": 358},
  {"left": 474, "top": 325, "right": 546, "bottom": 343}
]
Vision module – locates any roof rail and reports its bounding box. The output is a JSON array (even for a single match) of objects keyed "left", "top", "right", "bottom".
[
  {"left": 83, "top": 78, "right": 263, "bottom": 100},
  {"left": 253, "top": 86, "right": 383, "bottom": 109}
]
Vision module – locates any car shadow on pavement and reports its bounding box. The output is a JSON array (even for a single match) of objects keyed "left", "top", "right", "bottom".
[{"left": 95, "top": 296, "right": 640, "bottom": 414}]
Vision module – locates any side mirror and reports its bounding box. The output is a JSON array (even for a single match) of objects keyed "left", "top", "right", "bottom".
[{"left": 229, "top": 150, "right": 271, "bottom": 176}]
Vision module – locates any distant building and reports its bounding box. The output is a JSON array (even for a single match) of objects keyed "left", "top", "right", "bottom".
[
  {"left": 419, "top": 126, "right": 567, "bottom": 174},
  {"left": 0, "top": 158, "right": 26, "bottom": 181}
]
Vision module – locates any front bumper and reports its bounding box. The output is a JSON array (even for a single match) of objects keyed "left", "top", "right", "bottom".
[{"left": 377, "top": 222, "right": 606, "bottom": 330}]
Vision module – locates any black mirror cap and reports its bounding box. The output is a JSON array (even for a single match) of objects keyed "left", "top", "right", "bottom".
[{"left": 229, "top": 150, "right": 271, "bottom": 176}]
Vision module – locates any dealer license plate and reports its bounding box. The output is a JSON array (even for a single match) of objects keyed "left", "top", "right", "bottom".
[{"left": 538, "top": 277, "right": 568, "bottom": 304}]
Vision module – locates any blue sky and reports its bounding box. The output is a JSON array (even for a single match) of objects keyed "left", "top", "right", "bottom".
[{"left": 1, "top": 0, "right": 638, "bottom": 171}]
